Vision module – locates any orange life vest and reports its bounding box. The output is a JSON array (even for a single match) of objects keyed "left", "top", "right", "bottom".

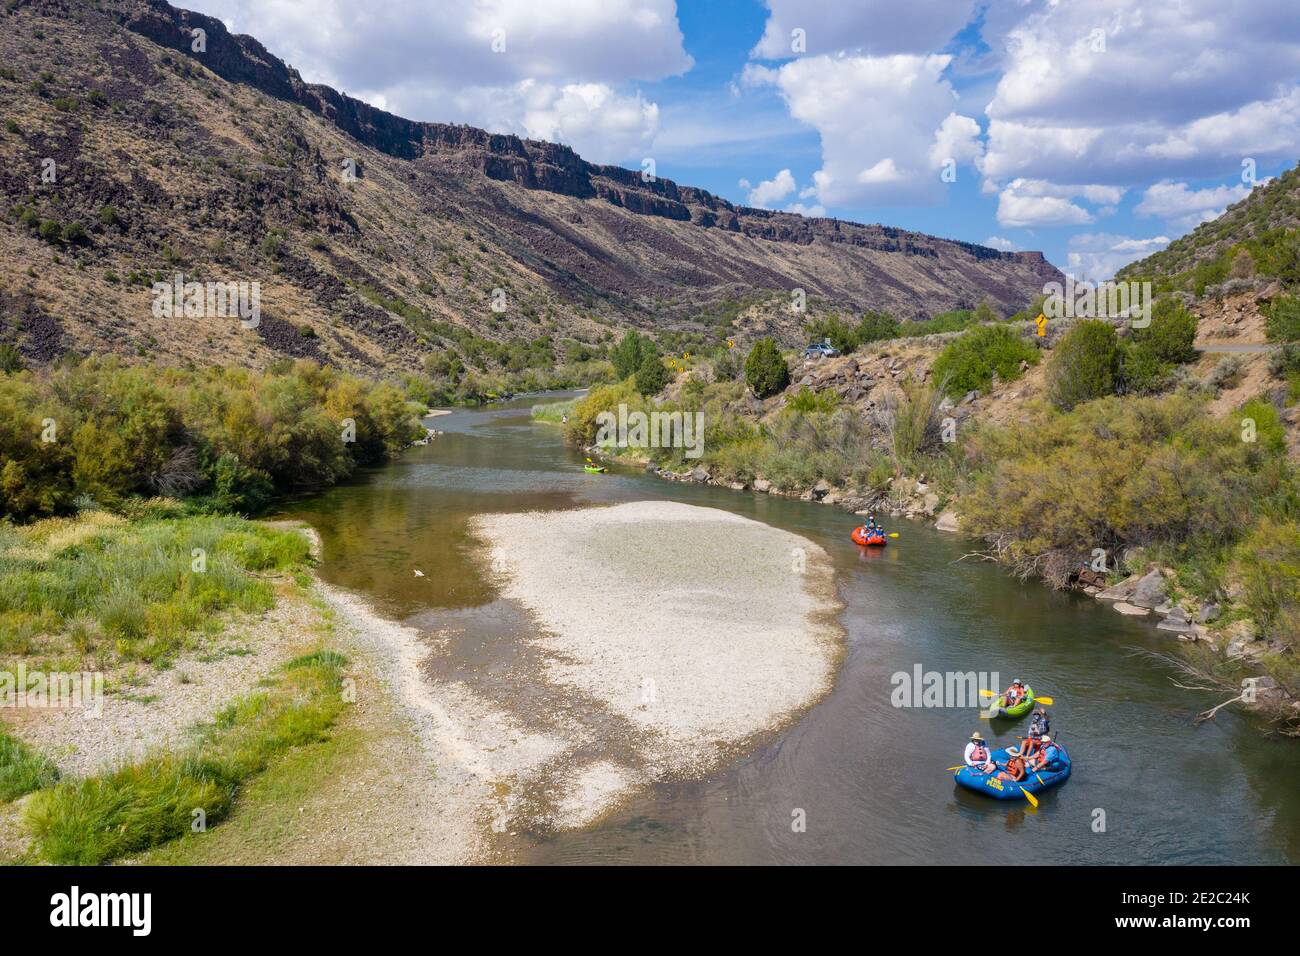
[{"left": 970, "top": 744, "right": 989, "bottom": 763}]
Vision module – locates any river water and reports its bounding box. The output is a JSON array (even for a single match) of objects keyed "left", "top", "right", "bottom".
[{"left": 285, "top": 394, "right": 1300, "bottom": 865}]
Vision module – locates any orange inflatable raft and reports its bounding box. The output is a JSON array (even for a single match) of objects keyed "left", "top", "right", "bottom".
[{"left": 851, "top": 526, "right": 887, "bottom": 547}]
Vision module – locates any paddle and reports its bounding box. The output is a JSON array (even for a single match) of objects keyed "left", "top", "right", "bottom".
[
  {"left": 979, "top": 689, "right": 1055, "bottom": 706},
  {"left": 1020, "top": 787, "right": 1039, "bottom": 808},
  {"left": 888, "top": 532, "right": 899, "bottom": 538}
]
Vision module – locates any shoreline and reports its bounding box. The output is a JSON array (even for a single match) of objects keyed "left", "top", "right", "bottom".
[{"left": 293, "top": 500, "right": 845, "bottom": 857}]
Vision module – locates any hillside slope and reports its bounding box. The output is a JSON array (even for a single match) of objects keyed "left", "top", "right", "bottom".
[{"left": 0, "top": 0, "right": 1061, "bottom": 375}]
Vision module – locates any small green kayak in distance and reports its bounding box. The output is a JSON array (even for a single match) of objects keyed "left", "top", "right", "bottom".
[
  {"left": 993, "top": 685, "right": 1034, "bottom": 719},
  {"left": 583, "top": 464, "right": 607, "bottom": 474}
]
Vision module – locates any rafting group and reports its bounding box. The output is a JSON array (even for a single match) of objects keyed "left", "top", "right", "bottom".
[
  {"left": 850, "top": 514, "right": 891, "bottom": 547},
  {"left": 952, "top": 679, "right": 1072, "bottom": 805}
]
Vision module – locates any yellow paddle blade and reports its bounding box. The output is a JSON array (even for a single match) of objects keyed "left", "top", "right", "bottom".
[
  {"left": 1021, "top": 787, "right": 1038, "bottom": 808},
  {"left": 1035, "top": 696, "right": 1054, "bottom": 706},
  {"left": 888, "top": 532, "right": 899, "bottom": 538},
  {"left": 946, "top": 766, "right": 964, "bottom": 772},
  {"left": 979, "top": 689, "right": 998, "bottom": 698}
]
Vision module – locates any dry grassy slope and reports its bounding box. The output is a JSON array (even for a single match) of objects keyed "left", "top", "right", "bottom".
[{"left": 0, "top": 0, "right": 1062, "bottom": 375}]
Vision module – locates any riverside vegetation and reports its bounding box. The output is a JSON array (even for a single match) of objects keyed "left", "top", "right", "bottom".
[
  {"left": 0, "top": 356, "right": 430, "bottom": 863},
  {"left": 542, "top": 283, "right": 1300, "bottom": 735}
]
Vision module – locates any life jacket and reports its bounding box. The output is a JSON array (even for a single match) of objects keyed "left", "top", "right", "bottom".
[
  {"left": 1021, "top": 736, "right": 1043, "bottom": 758},
  {"left": 970, "top": 744, "right": 989, "bottom": 763},
  {"left": 1030, "top": 713, "right": 1050, "bottom": 736},
  {"left": 1004, "top": 757, "right": 1026, "bottom": 779}
]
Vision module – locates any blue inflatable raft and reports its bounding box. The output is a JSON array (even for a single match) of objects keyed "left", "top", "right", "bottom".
[{"left": 953, "top": 745, "right": 1071, "bottom": 801}]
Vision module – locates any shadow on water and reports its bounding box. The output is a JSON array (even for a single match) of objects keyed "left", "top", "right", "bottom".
[{"left": 283, "top": 392, "right": 1300, "bottom": 865}]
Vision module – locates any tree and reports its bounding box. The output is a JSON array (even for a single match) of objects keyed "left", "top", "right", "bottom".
[
  {"left": 855, "top": 311, "right": 900, "bottom": 345},
  {"left": 745, "top": 337, "right": 790, "bottom": 398},
  {"left": 1048, "top": 319, "right": 1121, "bottom": 410},
  {"left": 973, "top": 300, "right": 1000, "bottom": 324},
  {"left": 931, "top": 325, "right": 1038, "bottom": 397},
  {"left": 634, "top": 348, "right": 669, "bottom": 396},
  {"left": 612, "top": 330, "right": 653, "bottom": 379}
]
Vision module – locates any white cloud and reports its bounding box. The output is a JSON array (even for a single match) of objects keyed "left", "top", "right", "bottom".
[
  {"left": 747, "top": 168, "right": 797, "bottom": 208},
  {"left": 747, "top": 53, "right": 982, "bottom": 206},
  {"left": 751, "top": 0, "right": 978, "bottom": 59},
  {"left": 786, "top": 202, "right": 827, "bottom": 218},
  {"left": 984, "top": 236, "right": 1020, "bottom": 251},
  {"left": 185, "top": 0, "right": 691, "bottom": 162},
  {"left": 929, "top": 112, "right": 984, "bottom": 168},
  {"left": 1136, "top": 179, "right": 1256, "bottom": 231},
  {"left": 982, "top": 0, "right": 1300, "bottom": 185},
  {"left": 994, "top": 178, "right": 1125, "bottom": 228},
  {"left": 1065, "top": 233, "right": 1171, "bottom": 283}
]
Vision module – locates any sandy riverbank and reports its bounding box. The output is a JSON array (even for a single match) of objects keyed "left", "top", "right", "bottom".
[
  {"left": 303, "top": 500, "right": 843, "bottom": 854},
  {"left": 473, "top": 500, "right": 844, "bottom": 778}
]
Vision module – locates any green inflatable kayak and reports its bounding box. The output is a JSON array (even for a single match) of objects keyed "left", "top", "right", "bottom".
[{"left": 993, "top": 685, "right": 1034, "bottom": 718}]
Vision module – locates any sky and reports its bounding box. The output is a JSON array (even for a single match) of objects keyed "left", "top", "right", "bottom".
[{"left": 184, "top": 0, "right": 1300, "bottom": 280}]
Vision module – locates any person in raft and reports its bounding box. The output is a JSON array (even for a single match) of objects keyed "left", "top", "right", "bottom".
[
  {"left": 963, "top": 732, "right": 996, "bottom": 774},
  {"left": 1029, "top": 706, "right": 1050, "bottom": 738},
  {"left": 1001, "top": 679, "right": 1027, "bottom": 707},
  {"left": 996, "top": 746, "right": 1027, "bottom": 783},
  {"left": 1026, "top": 735, "right": 1064, "bottom": 774},
  {"left": 1019, "top": 707, "right": 1051, "bottom": 760}
]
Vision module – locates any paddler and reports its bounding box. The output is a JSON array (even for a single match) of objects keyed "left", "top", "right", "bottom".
[
  {"left": 963, "top": 731, "right": 995, "bottom": 774},
  {"left": 996, "top": 746, "right": 1027, "bottom": 783}
]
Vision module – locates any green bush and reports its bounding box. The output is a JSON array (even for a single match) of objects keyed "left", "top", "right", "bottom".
[
  {"left": 1048, "top": 319, "right": 1122, "bottom": 410},
  {"left": 855, "top": 311, "right": 900, "bottom": 346},
  {"left": 1265, "top": 295, "right": 1300, "bottom": 343},
  {"left": 612, "top": 330, "right": 655, "bottom": 380},
  {"left": 786, "top": 386, "right": 839, "bottom": 414},
  {"left": 960, "top": 394, "right": 1274, "bottom": 587},
  {"left": 744, "top": 338, "right": 790, "bottom": 398},
  {"left": 931, "top": 325, "right": 1038, "bottom": 397},
  {"left": 1233, "top": 517, "right": 1300, "bottom": 651},
  {"left": 1122, "top": 298, "right": 1199, "bottom": 393},
  {"left": 634, "top": 349, "right": 670, "bottom": 396}
]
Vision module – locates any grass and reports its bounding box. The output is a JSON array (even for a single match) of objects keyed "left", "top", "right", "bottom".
[
  {"left": 0, "top": 511, "right": 311, "bottom": 663},
  {"left": 0, "top": 728, "right": 60, "bottom": 802},
  {"left": 531, "top": 397, "right": 578, "bottom": 424},
  {"left": 21, "top": 649, "right": 348, "bottom": 865}
]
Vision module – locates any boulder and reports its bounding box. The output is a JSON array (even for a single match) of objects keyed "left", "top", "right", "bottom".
[
  {"left": 811, "top": 479, "right": 832, "bottom": 500},
  {"left": 1197, "top": 603, "right": 1221, "bottom": 624},
  {"left": 1096, "top": 574, "right": 1140, "bottom": 602},
  {"left": 753, "top": 478, "right": 771, "bottom": 493},
  {"left": 1156, "top": 605, "right": 1192, "bottom": 633},
  {"left": 690, "top": 468, "right": 710, "bottom": 483},
  {"left": 1128, "top": 570, "right": 1168, "bottom": 609},
  {"left": 922, "top": 492, "right": 940, "bottom": 515},
  {"left": 935, "top": 510, "right": 961, "bottom": 533},
  {"left": 1113, "top": 602, "right": 1150, "bottom": 616}
]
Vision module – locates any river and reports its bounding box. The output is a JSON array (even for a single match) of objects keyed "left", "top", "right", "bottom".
[{"left": 284, "top": 393, "right": 1300, "bottom": 865}]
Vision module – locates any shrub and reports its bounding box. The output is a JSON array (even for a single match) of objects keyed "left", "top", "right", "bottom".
[
  {"left": 611, "top": 330, "right": 654, "bottom": 380},
  {"left": 855, "top": 311, "right": 900, "bottom": 346},
  {"left": 1233, "top": 517, "right": 1300, "bottom": 650},
  {"left": 744, "top": 337, "right": 790, "bottom": 398},
  {"left": 1048, "top": 319, "right": 1121, "bottom": 410},
  {"left": 634, "top": 349, "right": 670, "bottom": 396},
  {"left": 960, "top": 394, "right": 1269, "bottom": 587},
  {"left": 1265, "top": 294, "right": 1300, "bottom": 343},
  {"left": 931, "top": 325, "right": 1038, "bottom": 397},
  {"left": 786, "top": 386, "right": 839, "bottom": 414},
  {"left": 1122, "top": 298, "right": 1199, "bottom": 393}
]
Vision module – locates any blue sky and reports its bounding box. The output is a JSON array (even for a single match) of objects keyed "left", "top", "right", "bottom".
[{"left": 190, "top": 0, "right": 1300, "bottom": 280}]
